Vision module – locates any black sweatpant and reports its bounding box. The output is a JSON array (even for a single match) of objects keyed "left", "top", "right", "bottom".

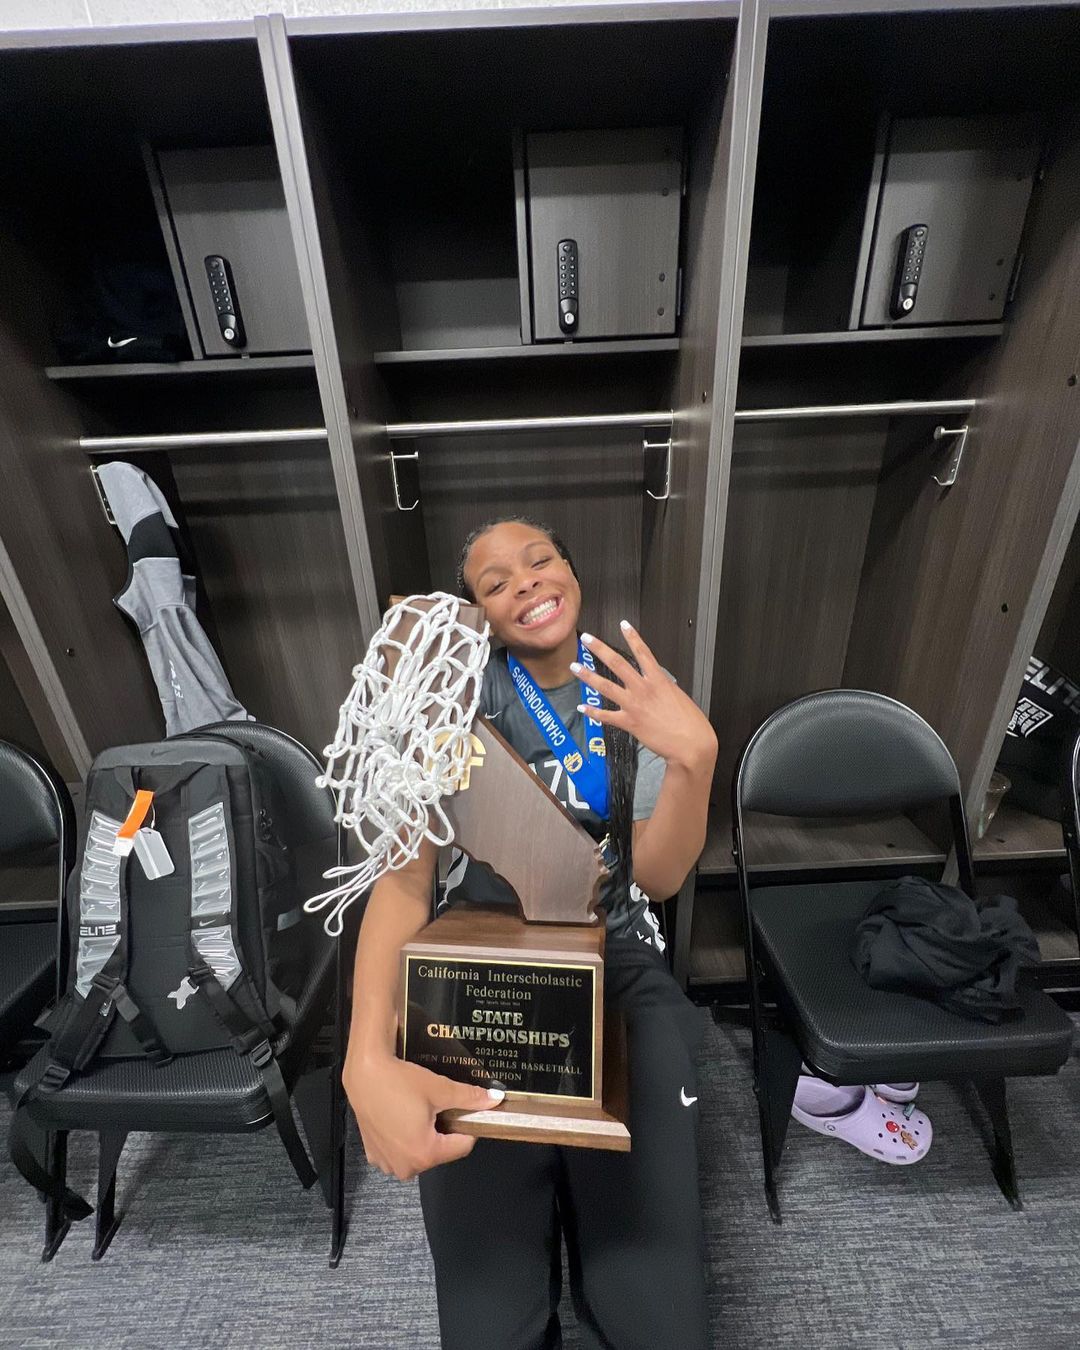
[{"left": 417, "top": 937, "right": 709, "bottom": 1350}]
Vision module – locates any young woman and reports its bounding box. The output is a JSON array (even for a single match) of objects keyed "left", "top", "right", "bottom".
[{"left": 342, "top": 517, "right": 718, "bottom": 1350}]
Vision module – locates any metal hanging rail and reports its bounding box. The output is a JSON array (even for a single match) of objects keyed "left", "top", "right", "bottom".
[
  {"left": 384, "top": 411, "right": 674, "bottom": 439},
  {"left": 80, "top": 427, "right": 328, "bottom": 453},
  {"left": 733, "top": 398, "right": 977, "bottom": 422},
  {"left": 78, "top": 400, "right": 978, "bottom": 454}
]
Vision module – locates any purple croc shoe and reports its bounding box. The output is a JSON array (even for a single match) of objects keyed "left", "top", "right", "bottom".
[{"left": 792, "top": 1084, "right": 932, "bottom": 1164}]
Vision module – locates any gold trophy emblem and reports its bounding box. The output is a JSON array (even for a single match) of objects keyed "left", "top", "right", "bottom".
[{"left": 426, "top": 731, "right": 486, "bottom": 793}]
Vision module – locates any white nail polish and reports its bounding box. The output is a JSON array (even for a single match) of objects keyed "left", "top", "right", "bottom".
[
  {"left": 620, "top": 619, "right": 632, "bottom": 631},
  {"left": 581, "top": 632, "right": 594, "bottom": 644},
  {"left": 569, "top": 661, "right": 583, "bottom": 673},
  {"left": 577, "top": 704, "right": 588, "bottom": 714},
  {"left": 488, "top": 1087, "right": 505, "bottom": 1102}
]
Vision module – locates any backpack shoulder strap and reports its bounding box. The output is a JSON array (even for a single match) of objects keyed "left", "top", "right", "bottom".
[
  {"left": 174, "top": 758, "right": 315, "bottom": 1187},
  {"left": 10, "top": 792, "right": 170, "bottom": 1219},
  {"left": 187, "top": 960, "right": 317, "bottom": 1189}
]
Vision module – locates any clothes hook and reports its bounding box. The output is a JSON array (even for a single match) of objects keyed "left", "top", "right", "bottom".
[
  {"left": 390, "top": 450, "right": 420, "bottom": 511},
  {"left": 644, "top": 438, "right": 672, "bottom": 502},
  {"left": 932, "top": 424, "right": 970, "bottom": 489},
  {"left": 89, "top": 464, "right": 119, "bottom": 531}
]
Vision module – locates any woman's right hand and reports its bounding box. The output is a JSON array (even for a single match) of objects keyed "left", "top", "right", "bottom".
[{"left": 344, "top": 1054, "right": 505, "bottom": 1181}]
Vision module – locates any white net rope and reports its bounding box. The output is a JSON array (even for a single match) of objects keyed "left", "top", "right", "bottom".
[{"left": 305, "top": 592, "right": 491, "bottom": 936}]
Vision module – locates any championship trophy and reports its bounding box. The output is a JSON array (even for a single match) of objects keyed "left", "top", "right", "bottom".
[{"left": 308, "top": 593, "right": 630, "bottom": 1151}]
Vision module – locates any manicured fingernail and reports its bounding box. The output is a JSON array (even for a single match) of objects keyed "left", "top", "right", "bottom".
[
  {"left": 577, "top": 704, "right": 588, "bottom": 714},
  {"left": 569, "top": 661, "right": 583, "bottom": 673},
  {"left": 620, "top": 619, "right": 633, "bottom": 631},
  {"left": 487, "top": 1087, "right": 505, "bottom": 1102},
  {"left": 581, "top": 632, "right": 594, "bottom": 644}
]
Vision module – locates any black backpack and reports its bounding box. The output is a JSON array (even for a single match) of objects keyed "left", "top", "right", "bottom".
[
  {"left": 997, "top": 654, "right": 1080, "bottom": 818},
  {"left": 12, "top": 736, "right": 319, "bottom": 1216}
]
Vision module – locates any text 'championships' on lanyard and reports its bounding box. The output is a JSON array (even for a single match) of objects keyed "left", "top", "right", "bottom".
[{"left": 506, "top": 639, "right": 609, "bottom": 819}]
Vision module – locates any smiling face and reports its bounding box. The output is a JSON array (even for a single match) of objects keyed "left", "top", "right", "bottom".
[{"left": 461, "top": 521, "right": 581, "bottom": 655}]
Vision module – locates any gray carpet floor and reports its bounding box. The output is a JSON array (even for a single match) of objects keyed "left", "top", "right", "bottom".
[{"left": 3, "top": 1016, "right": 1080, "bottom": 1350}]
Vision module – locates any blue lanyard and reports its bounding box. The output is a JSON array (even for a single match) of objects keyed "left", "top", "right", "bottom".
[{"left": 506, "top": 640, "right": 609, "bottom": 819}]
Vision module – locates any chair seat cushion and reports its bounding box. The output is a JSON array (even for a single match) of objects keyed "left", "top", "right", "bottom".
[
  {"left": 0, "top": 921, "right": 56, "bottom": 1038},
  {"left": 15, "top": 937, "right": 336, "bottom": 1133},
  {"left": 752, "top": 880, "right": 1075, "bottom": 1082}
]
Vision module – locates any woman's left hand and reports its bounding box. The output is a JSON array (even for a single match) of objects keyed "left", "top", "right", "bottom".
[{"left": 571, "top": 623, "right": 718, "bottom": 774}]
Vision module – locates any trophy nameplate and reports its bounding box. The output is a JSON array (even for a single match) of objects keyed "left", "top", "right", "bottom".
[{"left": 388, "top": 597, "right": 630, "bottom": 1151}]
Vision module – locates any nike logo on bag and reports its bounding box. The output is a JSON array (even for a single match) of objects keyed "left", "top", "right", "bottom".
[
  {"left": 680, "top": 1088, "right": 698, "bottom": 1107},
  {"left": 107, "top": 336, "right": 138, "bottom": 348}
]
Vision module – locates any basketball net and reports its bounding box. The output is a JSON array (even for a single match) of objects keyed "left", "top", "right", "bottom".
[{"left": 305, "top": 592, "right": 491, "bottom": 936}]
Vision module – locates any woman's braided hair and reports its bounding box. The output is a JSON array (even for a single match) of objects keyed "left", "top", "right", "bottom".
[{"left": 458, "top": 516, "right": 639, "bottom": 905}]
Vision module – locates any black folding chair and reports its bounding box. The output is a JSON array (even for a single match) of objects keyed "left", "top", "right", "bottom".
[
  {"left": 733, "top": 690, "right": 1074, "bottom": 1223},
  {"left": 0, "top": 740, "right": 75, "bottom": 1063},
  {"left": 15, "top": 722, "right": 351, "bottom": 1266}
]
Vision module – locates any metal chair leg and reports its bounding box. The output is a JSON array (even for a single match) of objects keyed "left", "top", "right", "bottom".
[
  {"left": 92, "top": 1131, "right": 127, "bottom": 1260},
  {"left": 329, "top": 1067, "right": 347, "bottom": 1269},
  {"left": 754, "top": 1027, "right": 803, "bottom": 1224},
  {"left": 329, "top": 932, "right": 349, "bottom": 1269},
  {"left": 973, "top": 1078, "right": 1022, "bottom": 1211},
  {"left": 42, "top": 1131, "right": 71, "bottom": 1262}
]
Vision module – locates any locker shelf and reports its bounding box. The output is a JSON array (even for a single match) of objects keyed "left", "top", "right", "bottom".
[
  {"left": 699, "top": 806, "right": 945, "bottom": 876},
  {"left": 46, "top": 355, "right": 315, "bottom": 380},
  {"left": 373, "top": 339, "right": 680, "bottom": 365},
  {"left": 972, "top": 803, "right": 1066, "bottom": 867},
  {"left": 741, "top": 324, "right": 1002, "bottom": 348}
]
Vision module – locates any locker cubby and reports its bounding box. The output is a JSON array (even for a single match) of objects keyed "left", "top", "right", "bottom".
[
  {"left": 0, "top": 38, "right": 360, "bottom": 760},
  {"left": 743, "top": 7, "right": 1080, "bottom": 339},
  {"left": 977, "top": 516, "right": 1080, "bottom": 870},
  {"left": 700, "top": 408, "right": 963, "bottom": 884},
  {"left": 288, "top": 15, "right": 736, "bottom": 651},
  {"left": 693, "top": 0, "right": 1080, "bottom": 973},
  {"left": 289, "top": 18, "right": 734, "bottom": 356},
  {"left": 365, "top": 349, "right": 682, "bottom": 645},
  {"left": 0, "top": 40, "right": 286, "bottom": 371}
]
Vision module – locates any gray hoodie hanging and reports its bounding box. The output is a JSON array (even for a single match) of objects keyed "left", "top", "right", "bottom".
[{"left": 96, "top": 461, "right": 253, "bottom": 735}]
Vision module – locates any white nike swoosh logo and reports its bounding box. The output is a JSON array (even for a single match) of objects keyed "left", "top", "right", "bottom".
[
  {"left": 680, "top": 1088, "right": 698, "bottom": 1107},
  {"left": 107, "top": 336, "right": 138, "bottom": 348}
]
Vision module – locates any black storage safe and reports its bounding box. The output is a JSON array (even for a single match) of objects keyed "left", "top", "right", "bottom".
[
  {"left": 149, "top": 145, "right": 310, "bottom": 357},
  {"left": 521, "top": 128, "right": 684, "bottom": 342},
  {"left": 852, "top": 115, "right": 1040, "bottom": 329}
]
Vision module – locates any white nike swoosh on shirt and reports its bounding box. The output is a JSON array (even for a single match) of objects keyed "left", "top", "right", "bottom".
[
  {"left": 107, "top": 336, "right": 138, "bottom": 348},
  {"left": 680, "top": 1088, "right": 698, "bottom": 1107}
]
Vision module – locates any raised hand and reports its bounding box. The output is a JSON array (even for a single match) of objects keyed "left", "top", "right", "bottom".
[{"left": 571, "top": 622, "right": 717, "bottom": 773}]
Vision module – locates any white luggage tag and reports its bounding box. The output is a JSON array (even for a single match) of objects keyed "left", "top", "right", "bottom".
[
  {"left": 112, "top": 789, "right": 175, "bottom": 878},
  {"left": 133, "top": 826, "right": 175, "bottom": 879}
]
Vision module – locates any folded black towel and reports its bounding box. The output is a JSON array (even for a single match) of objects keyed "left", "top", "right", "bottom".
[{"left": 852, "top": 877, "right": 1040, "bottom": 1022}]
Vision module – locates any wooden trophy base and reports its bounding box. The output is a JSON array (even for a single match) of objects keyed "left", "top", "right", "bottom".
[{"left": 400, "top": 905, "right": 630, "bottom": 1152}]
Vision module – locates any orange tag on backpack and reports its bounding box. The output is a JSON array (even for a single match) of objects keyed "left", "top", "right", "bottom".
[{"left": 114, "top": 790, "right": 155, "bottom": 856}]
